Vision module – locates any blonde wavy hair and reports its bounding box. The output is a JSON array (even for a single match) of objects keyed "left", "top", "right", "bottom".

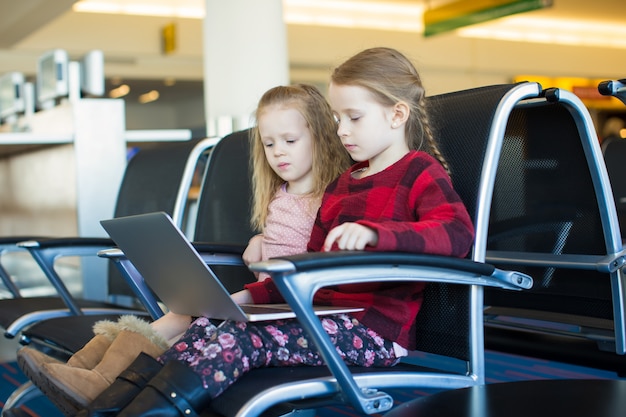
[
  {"left": 250, "top": 84, "right": 351, "bottom": 232},
  {"left": 330, "top": 47, "right": 450, "bottom": 174}
]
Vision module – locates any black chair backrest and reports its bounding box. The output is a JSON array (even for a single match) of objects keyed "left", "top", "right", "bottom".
[
  {"left": 193, "top": 129, "right": 255, "bottom": 244},
  {"left": 114, "top": 140, "right": 204, "bottom": 218},
  {"left": 485, "top": 99, "right": 612, "bottom": 322},
  {"left": 416, "top": 84, "right": 525, "bottom": 360},
  {"left": 108, "top": 138, "right": 206, "bottom": 296},
  {"left": 193, "top": 129, "right": 256, "bottom": 294},
  {"left": 602, "top": 135, "right": 626, "bottom": 236}
]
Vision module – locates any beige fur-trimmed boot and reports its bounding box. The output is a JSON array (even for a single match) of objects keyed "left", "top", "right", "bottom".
[
  {"left": 29, "top": 315, "right": 170, "bottom": 415},
  {"left": 16, "top": 318, "right": 122, "bottom": 384},
  {"left": 66, "top": 319, "right": 122, "bottom": 368}
]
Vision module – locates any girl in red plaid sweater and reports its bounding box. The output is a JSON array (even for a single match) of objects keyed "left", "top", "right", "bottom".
[{"left": 76, "top": 48, "right": 474, "bottom": 417}]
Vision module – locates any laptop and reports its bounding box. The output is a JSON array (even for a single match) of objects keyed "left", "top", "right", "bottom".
[{"left": 100, "top": 211, "right": 362, "bottom": 322}]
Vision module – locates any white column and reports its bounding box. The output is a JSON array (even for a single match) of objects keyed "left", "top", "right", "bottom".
[
  {"left": 73, "top": 98, "right": 127, "bottom": 300},
  {"left": 203, "top": 0, "right": 289, "bottom": 136},
  {"left": 72, "top": 99, "right": 126, "bottom": 237}
]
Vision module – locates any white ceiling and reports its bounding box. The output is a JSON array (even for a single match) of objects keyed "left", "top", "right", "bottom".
[{"left": 1, "top": 0, "right": 625, "bottom": 99}]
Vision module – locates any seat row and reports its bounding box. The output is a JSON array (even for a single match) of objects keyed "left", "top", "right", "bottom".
[{"left": 0, "top": 80, "right": 624, "bottom": 416}]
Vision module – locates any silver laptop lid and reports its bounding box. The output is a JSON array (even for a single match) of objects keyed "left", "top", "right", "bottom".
[{"left": 101, "top": 211, "right": 249, "bottom": 321}]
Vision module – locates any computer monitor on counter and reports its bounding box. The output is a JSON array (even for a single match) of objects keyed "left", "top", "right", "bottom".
[
  {"left": 0, "top": 71, "right": 26, "bottom": 124},
  {"left": 36, "top": 49, "right": 69, "bottom": 110}
]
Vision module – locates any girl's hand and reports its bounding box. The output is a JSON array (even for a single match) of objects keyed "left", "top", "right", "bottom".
[
  {"left": 323, "top": 222, "right": 378, "bottom": 252},
  {"left": 243, "top": 234, "right": 263, "bottom": 265}
]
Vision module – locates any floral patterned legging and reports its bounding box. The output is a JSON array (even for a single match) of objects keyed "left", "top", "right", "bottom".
[{"left": 157, "top": 313, "right": 400, "bottom": 399}]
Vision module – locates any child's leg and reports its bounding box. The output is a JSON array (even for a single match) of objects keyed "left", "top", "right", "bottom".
[
  {"left": 158, "top": 314, "right": 399, "bottom": 400},
  {"left": 16, "top": 313, "right": 192, "bottom": 415},
  {"left": 149, "top": 311, "right": 193, "bottom": 346},
  {"left": 79, "top": 314, "right": 400, "bottom": 416},
  {"left": 22, "top": 315, "right": 171, "bottom": 415}
]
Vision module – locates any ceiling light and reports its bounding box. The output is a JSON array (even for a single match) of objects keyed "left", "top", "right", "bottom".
[
  {"left": 73, "top": 0, "right": 424, "bottom": 32},
  {"left": 458, "top": 16, "right": 626, "bottom": 49},
  {"left": 73, "top": 0, "right": 204, "bottom": 18},
  {"left": 138, "top": 90, "right": 160, "bottom": 103},
  {"left": 72, "top": 0, "right": 626, "bottom": 50},
  {"left": 283, "top": 0, "right": 424, "bottom": 32},
  {"left": 109, "top": 84, "right": 130, "bottom": 98}
]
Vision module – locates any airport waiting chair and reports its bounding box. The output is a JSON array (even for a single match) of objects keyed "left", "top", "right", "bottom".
[
  {"left": 20, "top": 129, "right": 256, "bottom": 354},
  {"left": 200, "top": 84, "right": 536, "bottom": 417},
  {"left": 96, "top": 127, "right": 256, "bottom": 325},
  {"left": 5, "top": 130, "right": 256, "bottom": 415},
  {"left": 2, "top": 137, "right": 217, "bottom": 414},
  {"left": 482, "top": 85, "right": 626, "bottom": 375},
  {"left": 0, "top": 236, "right": 48, "bottom": 299},
  {"left": 15, "top": 88, "right": 537, "bottom": 416},
  {"left": 598, "top": 78, "right": 626, "bottom": 106},
  {"left": 18, "top": 81, "right": 540, "bottom": 415},
  {"left": 0, "top": 137, "right": 215, "bottom": 341}
]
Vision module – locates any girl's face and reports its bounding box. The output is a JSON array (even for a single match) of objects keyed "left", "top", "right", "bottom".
[
  {"left": 258, "top": 105, "right": 314, "bottom": 195},
  {"left": 329, "top": 82, "right": 407, "bottom": 173}
]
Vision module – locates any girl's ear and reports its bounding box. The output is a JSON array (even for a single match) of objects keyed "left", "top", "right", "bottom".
[{"left": 391, "top": 101, "right": 410, "bottom": 127}]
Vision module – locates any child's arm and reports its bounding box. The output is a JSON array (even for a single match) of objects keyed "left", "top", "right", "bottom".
[
  {"left": 242, "top": 234, "right": 263, "bottom": 265},
  {"left": 243, "top": 234, "right": 263, "bottom": 279}
]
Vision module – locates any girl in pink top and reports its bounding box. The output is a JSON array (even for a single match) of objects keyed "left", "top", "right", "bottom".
[{"left": 28, "top": 84, "right": 351, "bottom": 414}]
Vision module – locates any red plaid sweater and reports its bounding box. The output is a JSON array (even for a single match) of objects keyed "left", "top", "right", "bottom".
[{"left": 245, "top": 151, "right": 474, "bottom": 349}]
